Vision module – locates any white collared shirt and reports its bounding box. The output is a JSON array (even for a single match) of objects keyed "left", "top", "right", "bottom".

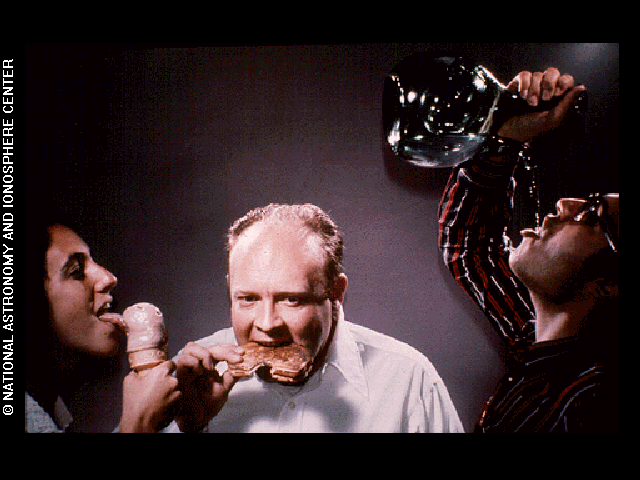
[{"left": 164, "top": 309, "right": 463, "bottom": 433}]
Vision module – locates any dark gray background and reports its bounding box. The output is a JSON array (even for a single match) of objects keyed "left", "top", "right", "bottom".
[{"left": 25, "top": 43, "right": 619, "bottom": 432}]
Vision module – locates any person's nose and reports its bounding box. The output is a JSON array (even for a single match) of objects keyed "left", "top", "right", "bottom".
[
  {"left": 93, "top": 263, "right": 118, "bottom": 294},
  {"left": 254, "top": 300, "right": 284, "bottom": 333},
  {"left": 555, "top": 198, "right": 585, "bottom": 220}
]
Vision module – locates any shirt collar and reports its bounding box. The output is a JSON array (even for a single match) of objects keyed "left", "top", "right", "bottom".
[
  {"left": 322, "top": 306, "right": 369, "bottom": 398},
  {"left": 524, "top": 335, "right": 596, "bottom": 371}
]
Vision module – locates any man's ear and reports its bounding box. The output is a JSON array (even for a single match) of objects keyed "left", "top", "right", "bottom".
[
  {"left": 331, "top": 273, "right": 348, "bottom": 304},
  {"left": 586, "top": 278, "right": 619, "bottom": 300}
]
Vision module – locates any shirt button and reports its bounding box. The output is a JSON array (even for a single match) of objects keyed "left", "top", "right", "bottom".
[{"left": 288, "top": 401, "right": 295, "bottom": 409}]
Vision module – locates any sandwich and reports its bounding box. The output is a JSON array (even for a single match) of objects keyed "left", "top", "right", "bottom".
[{"left": 227, "top": 342, "right": 313, "bottom": 383}]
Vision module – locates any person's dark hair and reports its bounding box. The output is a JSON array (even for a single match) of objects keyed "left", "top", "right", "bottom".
[
  {"left": 570, "top": 243, "right": 619, "bottom": 372},
  {"left": 580, "top": 247, "right": 619, "bottom": 288},
  {"left": 25, "top": 206, "right": 87, "bottom": 387},
  {"left": 25, "top": 206, "right": 84, "bottom": 322},
  {"left": 227, "top": 203, "right": 344, "bottom": 293}
]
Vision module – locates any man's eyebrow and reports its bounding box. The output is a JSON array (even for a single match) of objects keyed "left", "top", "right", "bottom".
[
  {"left": 232, "top": 290, "right": 320, "bottom": 298},
  {"left": 232, "top": 290, "right": 263, "bottom": 299},
  {"left": 275, "top": 292, "right": 327, "bottom": 303}
]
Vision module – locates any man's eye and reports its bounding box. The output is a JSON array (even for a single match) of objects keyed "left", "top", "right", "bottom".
[
  {"left": 283, "top": 296, "right": 301, "bottom": 306},
  {"left": 237, "top": 295, "right": 258, "bottom": 305},
  {"left": 282, "top": 295, "right": 321, "bottom": 306}
]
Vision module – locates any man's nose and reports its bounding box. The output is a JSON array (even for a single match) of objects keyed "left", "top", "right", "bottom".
[
  {"left": 556, "top": 198, "right": 585, "bottom": 219},
  {"left": 255, "top": 301, "right": 284, "bottom": 332}
]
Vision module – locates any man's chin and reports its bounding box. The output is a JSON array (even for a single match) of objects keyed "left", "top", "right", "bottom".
[{"left": 507, "top": 244, "right": 529, "bottom": 282}]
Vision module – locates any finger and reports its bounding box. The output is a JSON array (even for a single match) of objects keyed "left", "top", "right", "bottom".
[
  {"left": 206, "top": 343, "right": 245, "bottom": 364},
  {"left": 176, "top": 352, "right": 205, "bottom": 377},
  {"left": 221, "top": 371, "right": 236, "bottom": 393},
  {"left": 157, "top": 360, "right": 176, "bottom": 375},
  {"left": 123, "top": 370, "right": 139, "bottom": 387},
  {"left": 168, "top": 389, "right": 183, "bottom": 405},
  {"left": 167, "top": 374, "right": 179, "bottom": 390},
  {"left": 139, "top": 361, "right": 174, "bottom": 381},
  {"left": 506, "top": 77, "right": 519, "bottom": 93},
  {"left": 181, "top": 342, "right": 216, "bottom": 370},
  {"left": 528, "top": 71, "right": 544, "bottom": 106},
  {"left": 517, "top": 71, "right": 532, "bottom": 99},
  {"left": 541, "top": 68, "right": 560, "bottom": 102},
  {"left": 555, "top": 74, "right": 575, "bottom": 96}
]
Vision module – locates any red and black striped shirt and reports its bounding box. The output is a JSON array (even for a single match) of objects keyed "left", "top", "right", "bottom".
[{"left": 438, "top": 150, "right": 617, "bottom": 432}]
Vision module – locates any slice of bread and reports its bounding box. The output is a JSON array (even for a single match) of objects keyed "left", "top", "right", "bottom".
[{"left": 227, "top": 342, "right": 312, "bottom": 383}]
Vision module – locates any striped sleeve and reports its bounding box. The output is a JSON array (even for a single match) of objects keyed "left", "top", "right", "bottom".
[{"left": 438, "top": 153, "right": 535, "bottom": 349}]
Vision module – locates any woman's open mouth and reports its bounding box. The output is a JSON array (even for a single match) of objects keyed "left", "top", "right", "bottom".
[{"left": 96, "top": 303, "right": 124, "bottom": 329}]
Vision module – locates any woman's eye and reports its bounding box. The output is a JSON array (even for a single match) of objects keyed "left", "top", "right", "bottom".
[{"left": 68, "top": 263, "right": 85, "bottom": 280}]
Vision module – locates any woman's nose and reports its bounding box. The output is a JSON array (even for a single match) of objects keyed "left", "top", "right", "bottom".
[{"left": 94, "top": 264, "right": 118, "bottom": 293}]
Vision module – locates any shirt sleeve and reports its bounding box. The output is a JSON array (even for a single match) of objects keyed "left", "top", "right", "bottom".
[
  {"left": 424, "top": 380, "right": 465, "bottom": 433},
  {"left": 404, "top": 360, "right": 464, "bottom": 433},
  {"left": 437, "top": 147, "right": 536, "bottom": 349}
]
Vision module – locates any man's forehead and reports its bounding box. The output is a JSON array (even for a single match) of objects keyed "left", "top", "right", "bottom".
[
  {"left": 560, "top": 194, "right": 618, "bottom": 214},
  {"left": 604, "top": 193, "right": 619, "bottom": 211},
  {"left": 229, "top": 223, "right": 326, "bottom": 283},
  {"left": 231, "top": 222, "right": 323, "bottom": 259},
  {"left": 565, "top": 193, "right": 619, "bottom": 237}
]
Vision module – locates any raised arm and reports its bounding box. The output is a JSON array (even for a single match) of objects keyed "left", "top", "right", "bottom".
[
  {"left": 438, "top": 145, "right": 535, "bottom": 348},
  {"left": 438, "top": 68, "right": 585, "bottom": 349}
]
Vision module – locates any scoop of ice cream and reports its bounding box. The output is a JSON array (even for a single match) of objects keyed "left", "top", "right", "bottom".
[{"left": 122, "top": 302, "right": 168, "bottom": 370}]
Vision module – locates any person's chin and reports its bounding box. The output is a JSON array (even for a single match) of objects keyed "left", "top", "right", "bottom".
[
  {"left": 88, "top": 321, "right": 123, "bottom": 357},
  {"left": 90, "top": 342, "right": 120, "bottom": 357},
  {"left": 508, "top": 238, "right": 531, "bottom": 269},
  {"left": 508, "top": 252, "right": 527, "bottom": 284}
]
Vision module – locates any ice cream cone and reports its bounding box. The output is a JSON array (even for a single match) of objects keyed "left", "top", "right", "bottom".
[{"left": 122, "top": 302, "right": 168, "bottom": 373}]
